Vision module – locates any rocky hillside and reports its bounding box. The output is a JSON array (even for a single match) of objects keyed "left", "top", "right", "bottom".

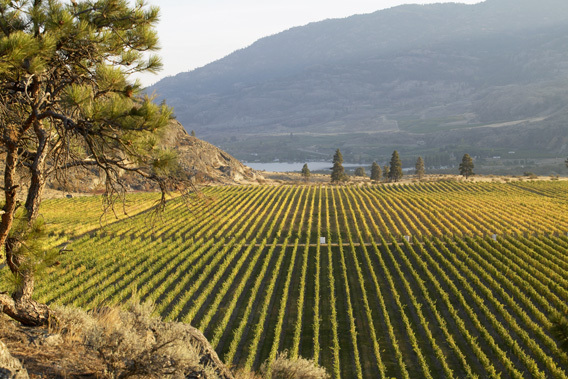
[
  {"left": 47, "top": 121, "right": 262, "bottom": 194},
  {"left": 148, "top": 0, "right": 568, "bottom": 164},
  {"left": 161, "top": 120, "right": 262, "bottom": 185}
]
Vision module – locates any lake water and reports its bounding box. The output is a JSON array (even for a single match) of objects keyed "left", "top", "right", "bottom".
[{"left": 246, "top": 161, "right": 365, "bottom": 172}]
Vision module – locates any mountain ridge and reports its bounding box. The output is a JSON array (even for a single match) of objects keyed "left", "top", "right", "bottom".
[{"left": 148, "top": 0, "right": 568, "bottom": 165}]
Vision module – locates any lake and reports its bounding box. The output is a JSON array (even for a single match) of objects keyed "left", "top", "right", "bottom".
[{"left": 245, "top": 161, "right": 366, "bottom": 172}]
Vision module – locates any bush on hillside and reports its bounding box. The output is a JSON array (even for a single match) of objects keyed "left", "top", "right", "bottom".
[
  {"left": 52, "top": 299, "right": 225, "bottom": 378},
  {"left": 260, "top": 352, "right": 329, "bottom": 379}
]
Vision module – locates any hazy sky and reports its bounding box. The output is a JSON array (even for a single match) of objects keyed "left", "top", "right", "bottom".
[{"left": 136, "top": 0, "right": 483, "bottom": 87}]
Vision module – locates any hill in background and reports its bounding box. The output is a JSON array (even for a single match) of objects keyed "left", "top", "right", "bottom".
[{"left": 148, "top": 0, "right": 568, "bottom": 174}]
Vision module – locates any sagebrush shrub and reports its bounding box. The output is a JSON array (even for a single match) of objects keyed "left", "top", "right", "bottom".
[
  {"left": 261, "top": 352, "right": 329, "bottom": 379},
  {"left": 52, "top": 299, "right": 219, "bottom": 378}
]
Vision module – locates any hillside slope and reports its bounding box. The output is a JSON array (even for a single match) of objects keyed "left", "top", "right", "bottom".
[
  {"left": 162, "top": 121, "right": 262, "bottom": 184},
  {"left": 148, "top": 0, "right": 568, "bottom": 163},
  {"left": 47, "top": 121, "right": 261, "bottom": 194}
]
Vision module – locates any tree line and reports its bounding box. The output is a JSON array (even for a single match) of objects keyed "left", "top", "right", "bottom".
[{"left": 301, "top": 150, "right": 475, "bottom": 183}]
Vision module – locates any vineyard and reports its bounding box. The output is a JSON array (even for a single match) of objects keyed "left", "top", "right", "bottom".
[{"left": 3, "top": 180, "right": 568, "bottom": 378}]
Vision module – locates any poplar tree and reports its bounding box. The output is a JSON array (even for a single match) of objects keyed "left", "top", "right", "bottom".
[
  {"left": 388, "top": 150, "right": 403, "bottom": 182},
  {"left": 331, "top": 149, "right": 347, "bottom": 183},
  {"left": 415, "top": 156, "right": 425, "bottom": 180},
  {"left": 301, "top": 163, "right": 311, "bottom": 182},
  {"left": 459, "top": 154, "right": 475, "bottom": 179},
  {"left": 0, "top": 0, "right": 177, "bottom": 326},
  {"left": 370, "top": 161, "right": 382, "bottom": 181}
]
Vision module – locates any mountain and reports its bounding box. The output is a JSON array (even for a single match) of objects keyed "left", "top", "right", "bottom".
[{"left": 148, "top": 0, "right": 568, "bottom": 166}]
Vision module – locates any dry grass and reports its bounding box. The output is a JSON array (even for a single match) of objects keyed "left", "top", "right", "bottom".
[
  {"left": 0, "top": 312, "right": 103, "bottom": 378},
  {"left": 52, "top": 299, "right": 218, "bottom": 379},
  {"left": 234, "top": 368, "right": 263, "bottom": 379},
  {"left": 260, "top": 352, "right": 329, "bottom": 379},
  {"left": 0, "top": 298, "right": 219, "bottom": 378}
]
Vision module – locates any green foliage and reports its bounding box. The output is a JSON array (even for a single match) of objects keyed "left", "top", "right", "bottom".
[
  {"left": 459, "top": 154, "right": 475, "bottom": 178},
  {"left": 382, "top": 165, "right": 389, "bottom": 181},
  {"left": 151, "top": 148, "right": 180, "bottom": 176},
  {"left": 332, "top": 149, "right": 343, "bottom": 165},
  {"left": 13, "top": 181, "right": 568, "bottom": 377},
  {"left": 1, "top": 211, "right": 60, "bottom": 296},
  {"left": 415, "top": 156, "right": 425, "bottom": 180},
  {"left": 550, "top": 313, "right": 568, "bottom": 353},
  {"left": 0, "top": 0, "right": 174, "bottom": 188},
  {"left": 354, "top": 167, "right": 366, "bottom": 177},
  {"left": 301, "top": 163, "right": 310, "bottom": 181},
  {"left": 370, "top": 162, "right": 381, "bottom": 181},
  {"left": 388, "top": 150, "right": 403, "bottom": 182},
  {"left": 0, "top": 0, "right": 178, "bottom": 324},
  {"left": 331, "top": 149, "right": 347, "bottom": 183}
]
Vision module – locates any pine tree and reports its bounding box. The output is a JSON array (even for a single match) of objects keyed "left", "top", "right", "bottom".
[
  {"left": 0, "top": 0, "right": 176, "bottom": 326},
  {"left": 191, "top": 130, "right": 196, "bottom": 137},
  {"left": 371, "top": 162, "right": 382, "bottom": 181},
  {"left": 459, "top": 154, "right": 475, "bottom": 179},
  {"left": 331, "top": 149, "right": 347, "bottom": 183},
  {"left": 383, "top": 165, "right": 390, "bottom": 182},
  {"left": 301, "top": 163, "right": 311, "bottom": 182},
  {"left": 333, "top": 149, "right": 344, "bottom": 165},
  {"left": 388, "top": 150, "right": 403, "bottom": 182},
  {"left": 354, "top": 167, "right": 366, "bottom": 177},
  {"left": 415, "top": 156, "right": 425, "bottom": 180}
]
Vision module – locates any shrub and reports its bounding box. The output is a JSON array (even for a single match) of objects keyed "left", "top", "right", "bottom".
[
  {"left": 234, "top": 368, "right": 263, "bottom": 379},
  {"left": 260, "top": 352, "right": 329, "bottom": 379},
  {"left": 50, "top": 305, "right": 97, "bottom": 344},
  {"left": 52, "top": 298, "right": 223, "bottom": 378}
]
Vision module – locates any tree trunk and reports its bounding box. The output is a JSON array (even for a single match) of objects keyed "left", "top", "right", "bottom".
[
  {"left": 0, "top": 290, "right": 50, "bottom": 327},
  {"left": 3, "top": 237, "right": 50, "bottom": 326},
  {"left": 25, "top": 119, "right": 49, "bottom": 222},
  {"left": 0, "top": 144, "right": 19, "bottom": 252},
  {"left": 0, "top": 121, "right": 51, "bottom": 326}
]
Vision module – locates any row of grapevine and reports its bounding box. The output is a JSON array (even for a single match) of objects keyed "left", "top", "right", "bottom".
[{"left": 5, "top": 181, "right": 565, "bottom": 378}]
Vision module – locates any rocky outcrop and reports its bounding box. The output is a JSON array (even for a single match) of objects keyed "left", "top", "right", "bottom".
[
  {"left": 43, "top": 120, "right": 263, "bottom": 193},
  {"left": 162, "top": 120, "right": 262, "bottom": 185},
  {"left": 0, "top": 341, "right": 28, "bottom": 379}
]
